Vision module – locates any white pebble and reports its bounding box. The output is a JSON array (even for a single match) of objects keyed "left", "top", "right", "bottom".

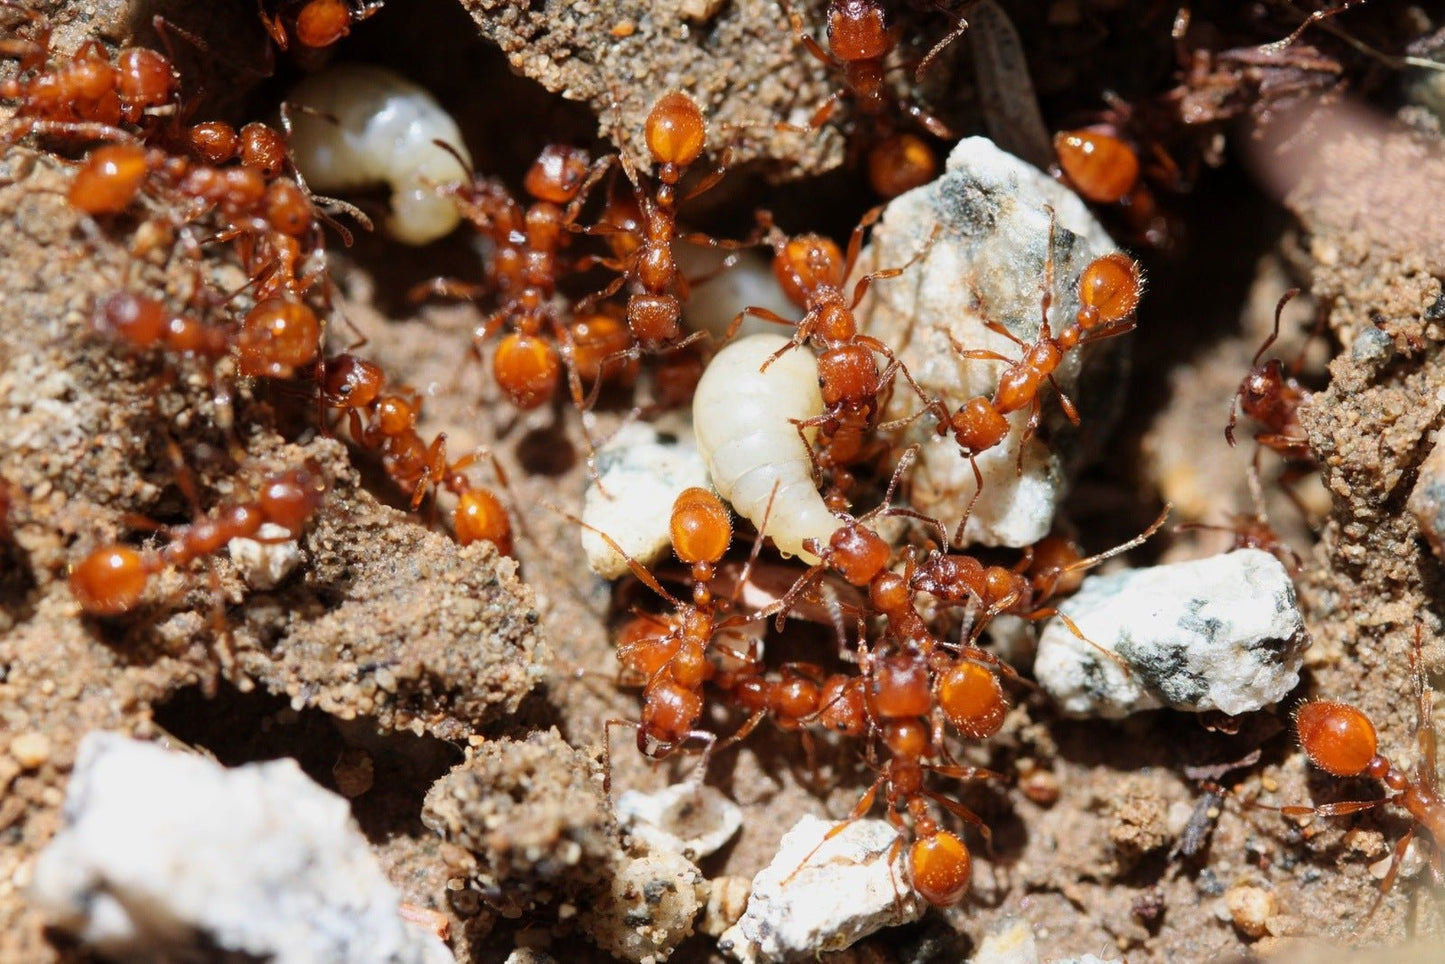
[
  {"left": 29, "top": 733, "right": 452, "bottom": 964},
  {"left": 227, "top": 522, "right": 302, "bottom": 590},
  {"left": 579, "top": 851, "right": 705, "bottom": 963},
  {"left": 616, "top": 783, "right": 743, "bottom": 862},
  {"left": 287, "top": 63, "right": 472, "bottom": 245},
  {"left": 582, "top": 421, "right": 712, "bottom": 579},
  {"left": 1034, "top": 549, "right": 1307, "bottom": 718},
  {"left": 857, "top": 137, "right": 1124, "bottom": 547},
  {"left": 971, "top": 917, "right": 1038, "bottom": 964},
  {"left": 718, "top": 815, "right": 922, "bottom": 964}
]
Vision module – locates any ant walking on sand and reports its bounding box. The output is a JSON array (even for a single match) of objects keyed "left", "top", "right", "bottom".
[{"left": 1275, "top": 625, "right": 1443, "bottom": 919}]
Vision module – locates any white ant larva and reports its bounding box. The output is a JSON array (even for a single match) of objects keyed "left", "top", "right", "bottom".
[
  {"left": 693, "top": 333, "right": 840, "bottom": 563},
  {"left": 286, "top": 63, "right": 472, "bottom": 245}
]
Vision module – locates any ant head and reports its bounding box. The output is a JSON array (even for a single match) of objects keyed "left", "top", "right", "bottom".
[
  {"left": 1053, "top": 129, "right": 1140, "bottom": 205},
  {"left": 826, "top": 0, "right": 890, "bottom": 63},
  {"left": 670, "top": 487, "right": 732, "bottom": 567},
  {"left": 295, "top": 0, "right": 353, "bottom": 49},
  {"left": 1296, "top": 700, "right": 1377, "bottom": 777},
  {"left": 816, "top": 675, "right": 867, "bottom": 736},
  {"left": 240, "top": 122, "right": 288, "bottom": 179},
  {"left": 323, "top": 354, "right": 385, "bottom": 409},
  {"left": 909, "top": 830, "right": 972, "bottom": 907},
  {"left": 236, "top": 298, "right": 321, "bottom": 378},
  {"left": 949, "top": 397, "right": 1009, "bottom": 455},
  {"left": 115, "top": 47, "right": 178, "bottom": 112},
  {"left": 1077, "top": 253, "right": 1142, "bottom": 329},
  {"left": 187, "top": 120, "right": 240, "bottom": 165},
  {"left": 524, "top": 144, "right": 593, "bottom": 204},
  {"left": 772, "top": 234, "right": 845, "bottom": 307},
  {"left": 937, "top": 661, "right": 1006, "bottom": 739},
  {"left": 826, "top": 522, "right": 890, "bottom": 586},
  {"left": 644, "top": 92, "right": 706, "bottom": 172}
]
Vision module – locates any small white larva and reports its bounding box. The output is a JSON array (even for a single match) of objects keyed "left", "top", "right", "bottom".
[
  {"left": 693, "top": 333, "right": 839, "bottom": 563},
  {"left": 286, "top": 63, "right": 471, "bottom": 245}
]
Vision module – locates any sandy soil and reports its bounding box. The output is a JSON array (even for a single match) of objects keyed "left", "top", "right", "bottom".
[{"left": 2, "top": 2, "right": 1444, "bottom": 963}]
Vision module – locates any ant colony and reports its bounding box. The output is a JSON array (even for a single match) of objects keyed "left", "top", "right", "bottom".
[{"left": 5, "top": 0, "right": 1441, "bottom": 961}]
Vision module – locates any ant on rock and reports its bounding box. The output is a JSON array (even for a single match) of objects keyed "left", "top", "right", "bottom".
[{"left": 941, "top": 217, "right": 1142, "bottom": 476}]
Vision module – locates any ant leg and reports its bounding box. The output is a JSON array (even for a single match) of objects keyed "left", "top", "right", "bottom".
[
  {"left": 923, "top": 788, "right": 996, "bottom": 858},
  {"left": 723, "top": 305, "right": 798, "bottom": 347},
  {"left": 542, "top": 502, "right": 683, "bottom": 609},
  {"left": 843, "top": 205, "right": 885, "bottom": 279},
  {"left": 1028, "top": 607, "right": 1135, "bottom": 675},
  {"left": 949, "top": 455, "right": 985, "bottom": 548},
  {"left": 1411, "top": 624, "right": 1437, "bottom": 785},
  {"left": 408, "top": 277, "right": 487, "bottom": 304}
]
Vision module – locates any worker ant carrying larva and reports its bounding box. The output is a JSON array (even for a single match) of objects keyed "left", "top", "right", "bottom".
[
  {"left": 723, "top": 207, "right": 948, "bottom": 508},
  {"left": 1270, "top": 625, "right": 1443, "bottom": 920}
]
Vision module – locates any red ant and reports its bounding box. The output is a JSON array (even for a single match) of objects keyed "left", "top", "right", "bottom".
[
  {"left": 940, "top": 220, "right": 1142, "bottom": 476},
  {"left": 0, "top": 7, "right": 179, "bottom": 144},
  {"left": 68, "top": 463, "right": 327, "bottom": 616},
  {"left": 1278, "top": 626, "right": 1443, "bottom": 919},
  {"left": 258, "top": 0, "right": 384, "bottom": 51},
  {"left": 320, "top": 353, "right": 513, "bottom": 554},
  {"left": 582, "top": 90, "right": 734, "bottom": 358},
  {"left": 724, "top": 211, "right": 945, "bottom": 505},
  {"left": 1226, "top": 289, "right": 1313, "bottom": 463},
  {"left": 413, "top": 142, "right": 615, "bottom": 410}
]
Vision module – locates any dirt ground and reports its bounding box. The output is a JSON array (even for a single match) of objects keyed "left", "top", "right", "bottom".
[{"left": 2, "top": 1, "right": 1445, "bottom": 963}]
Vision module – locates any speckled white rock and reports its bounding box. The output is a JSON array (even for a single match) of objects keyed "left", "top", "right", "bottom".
[
  {"left": 583, "top": 421, "right": 711, "bottom": 579},
  {"left": 857, "top": 136, "right": 1126, "bottom": 547},
  {"left": 227, "top": 522, "right": 302, "bottom": 590},
  {"left": 579, "top": 851, "right": 705, "bottom": 963},
  {"left": 617, "top": 783, "right": 743, "bottom": 861},
  {"left": 1035, "top": 549, "right": 1307, "bottom": 718},
  {"left": 718, "top": 815, "right": 922, "bottom": 964},
  {"left": 29, "top": 733, "right": 452, "bottom": 964}
]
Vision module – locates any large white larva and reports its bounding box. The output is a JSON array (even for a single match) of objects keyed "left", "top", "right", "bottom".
[
  {"left": 693, "top": 333, "right": 840, "bottom": 563},
  {"left": 286, "top": 63, "right": 471, "bottom": 245}
]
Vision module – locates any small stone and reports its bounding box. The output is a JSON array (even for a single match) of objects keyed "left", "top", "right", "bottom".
[
  {"left": 227, "top": 522, "right": 302, "bottom": 590},
  {"left": 582, "top": 422, "right": 711, "bottom": 579},
  {"left": 700, "top": 876, "right": 751, "bottom": 937},
  {"left": 971, "top": 917, "right": 1038, "bottom": 964},
  {"left": 616, "top": 783, "right": 743, "bottom": 861},
  {"left": 1225, "top": 884, "right": 1277, "bottom": 939},
  {"left": 331, "top": 747, "right": 374, "bottom": 799},
  {"left": 1349, "top": 324, "right": 1392, "bottom": 363},
  {"left": 718, "top": 816, "right": 923, "bottom": 964},
  {"left": 1407, "top": 435, "right": 1445, "bottom": 560},
  {"left": 10, "top": 732, "right": 51, "bottom": 770},
  {"left": 578, "top": 851, "right": 705, "bottom": 963},
  {"left": 29, "top": 733, "right": 451, "bottom": 964},
  {"left": 1035, "top": 550, "right": 1307, "bottom": 718},
  {"left": 859, "top": 137, "right": 1125, "bottom": 548}
]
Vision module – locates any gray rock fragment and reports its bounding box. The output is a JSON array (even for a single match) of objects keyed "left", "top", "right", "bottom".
[
  {"left": 1408, "top": 434, "right": 1445, "bottom": 560},
  {"left": 578, "top": 851, "right": 705, "bottom": 964},
  {"left": 29, "top": 733, "right": 452, "bottom": 964},
  {"left": 1035, "top": 550, "right": 1307, "bottom": 718},
  {"left": 718, "top": 815, "right": 922, "bottom": 964},
  {"left": 858, "top": 137, "right": 1126, "bottom": 548}
]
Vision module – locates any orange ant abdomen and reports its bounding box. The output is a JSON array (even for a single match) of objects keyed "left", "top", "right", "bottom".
[
  {"left": 295, "top": 0, "right": 353, "bottom": 48},
  {"left": 909, "top": 830, "right": 972, "bottom": 906},
  {"left": 1295, "top": 700, "right": 1378, "bottom": 778},
  {"left": 454, "top": 489, "right": 513, "bottom": 555},
  {"left": 69, "top": 144, "right": 150, "bottom": 215},
  {"left": 669, "top": 487, "right": 731, "bottom": 570},
  {"left": 867, "top": 132, "right": 937, "bottom": 199},
  {"left": 937, "top": 661, "right": 1007, "bottom": 740},
  {"left": 644, "top": 92, "right": 707, "bottom": 179},
  {"left": 68, "top": 545, "right": 150, "bottom": 616},
  {"left": 1053, "top": 129, "right": 1140, "bottom": 205}
]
